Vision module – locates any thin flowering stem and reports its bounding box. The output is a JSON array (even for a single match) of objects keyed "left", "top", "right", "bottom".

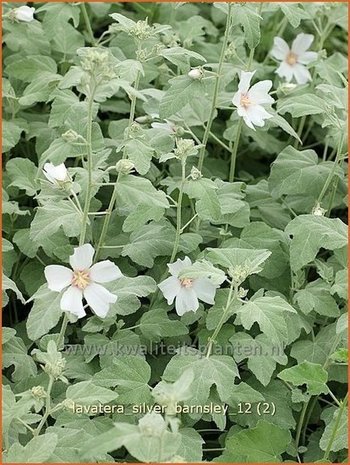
[
  {"left": 316, "top": 134, "right": 344, "bottom": 207},
  {"left": 322, "top": 393, "right": 348, "bottom": 461},
  {"left": 205, "top": 280, "right": 237, "bottom": 358},
  {"left": 169, "top": 159, "right": 187, "bottom": 264},
  {"left": 34, "top": 375, "right": 54, "bottom": 436},
  {"left": 94, "top": 70, "right": 141, "bottom": 262},
  {"left": 229, "top": 119, "right": 243, "bottom": 183},
  {"left": 197, "top": 3, "right": 232, "bottom": 171},
  {"left": 80, "top": 3, "right": 96, "bottom": 46},
  {"left": 57, "top": 313, "right": 69, "bottom": 350},
  {"left": 79, "top": 80, "right": 97, "bottom": 247}
]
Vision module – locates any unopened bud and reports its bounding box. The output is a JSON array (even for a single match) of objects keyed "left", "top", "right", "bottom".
[
  {"left": 188, "top": 68, "right": 204, "bottom": 80},
  {"left": 62, "top": 129, "right": 80, "bottom": 143},
  {"left": 116, "top": 159, "right": 135, "bottom": 175},
  {"left": 61, "top": 399, "right": 75, "bottom": 411},
  {"left": 31, "top": 386, "right": 47, "bottom": 399},
  {"left": 135, "top": 115, "right": 152, "bottom": 124},
  {"left": 43, "top": 359, "right": 66, "bottom": 379},
  {"left": 237, "top": 287, "right": 248, "bottom": 298},
  {"left": 312, "top": 203, "right": 326, "bottom": 216},
  {"left": 129, "top": 19, "right": 154, "bottom": 41},
  {"left": 190, "top": 166, "right": 202, "bottom": 180}
]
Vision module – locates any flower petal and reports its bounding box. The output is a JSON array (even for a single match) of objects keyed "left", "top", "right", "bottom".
[
  {"left": 242, "top": 114, "right": 256, "bottom": 130},
  {"left": 232, "top": 90, "right": 241, "bottom": 107},
  {"left": 245, "top": 105, "right": 273, "bottom": 127},
  {"left": 44, "top": 265, "right": 73, "bottom": 292},
  {"left": 192, "top": 278, "right": 217, "bottom": 305},
  {"left": 158, "top": 276, "right": 181, "bottom": 305},
  {"left": 168, "top": 257, "right": 192, "bottom": 277},
  {"left": 238, "top": 70, "right": 255, "bottom": 94},
  {"left": 248, "top": 80, "right": 274, "bottom": 105},
  {"left": 69, "top": 244, "right": 95, "bottom": 271},
  {"left": 276, "top": 62, "right": 294, "bottom": 82},
  {"left": 84, "top": 282, "right": 117, "bottom": 318},
  {"left": 271, "top": 37, "right": 290, "bottom": 60},
  {"left": 175, "top": 288, "right": 199, "bottom": 316},
  {"left": 90, "top": 260, "right": 123, "bottom": 283},
  {"left": 291, "top": 33, "right": 314, "bottom": 56},
  {"left": 60, "top": 286, "right": 85, "bottom": 318},
  {"left": 293, "top": 63, "right": 312, "bottom": 85},
  {"left": 298, "top": 51, "right": 318, "bottom": 65},
  {"left": 43, "top": 163, "right": 68, "bottom": 182}
]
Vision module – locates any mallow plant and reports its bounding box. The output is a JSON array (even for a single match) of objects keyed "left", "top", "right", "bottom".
[{"left": 2, "top": 1, "right": 348, "bottom": 463}]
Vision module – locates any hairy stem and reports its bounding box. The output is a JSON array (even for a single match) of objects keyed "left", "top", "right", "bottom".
[
  {"left": 80, "top": 3, "right": 95, "bottom": 46},
  {"left": 229, "top": 118, "right": 243, "bottom": 182},
  {"left": 197, "top": 3, "right": 232, "bottom": 171},
  {"left": 317, "top": 135, "right": 344, "bottom": 207},
  {"left": 322, "top": 393, "right": 348, "bottom": 461},
  {"left": 94, "top": 71, "right": 141, "bottom": 262},
  {"left": 34, "top": 375, "right": 54, "bottom": 436},
  {"left": 79, "top": 81, "right": 97, "bottom": 246},
  {"left": 206, "top": 281, "right": 237, "bottom": 358},
  {"left": 169, "top": 160, "right": 186, "bottom": 264}
]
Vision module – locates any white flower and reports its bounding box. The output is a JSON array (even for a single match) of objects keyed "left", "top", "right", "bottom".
[
  {"left": 271, "top": 34, "right": 318, "bottom": 85},
  {"left": 44, "top": 244, "right": 122, "bottom": 319},
  {"left": 43, "top": 163, "right": 70, "bottom": 185},
  {"left": 158, "top": 257, "right": 219, "bottom": 316},
  {"left": 232, "top": 71, "right": 274, "bottom": 130},
  {"left": 14, "top": 6, "right": 35, "bottom": 22}
]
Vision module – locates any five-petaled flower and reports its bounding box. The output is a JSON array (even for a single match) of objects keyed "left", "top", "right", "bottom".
[
  {"left": 232, "top": 70, "right": 274, "bottom": 130},
  {"left": 44, "top": 244, "right": 122, "bottom": 318},
  {"left": 13, "top": 6, "right": 35, "bottom": 22},
  {"left": 271, "top": 33, "right": 318, "bottom": 85},
  {"left": 158, "top": 257, "right": 219, "bottom": 316},
  {"left": 43, "top": 162, "right": 70, "bottom": 186}
]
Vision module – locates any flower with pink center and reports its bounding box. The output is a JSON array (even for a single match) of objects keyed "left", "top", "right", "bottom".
[
  {"left": 158, "top": 257, "right": 219, "bottom": 316},
  {"left": 232, "top": 70, "right": 274, "bottom": 130},
  {"left": 271, "top": 33, "right": 318, "bottom": 85},
  {"left": 44, "top": 244, "right": 122, "bottom": 319}
]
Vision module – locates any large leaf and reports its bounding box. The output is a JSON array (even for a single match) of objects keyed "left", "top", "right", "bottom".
[{"left": 285, "top": 215, "right": 347, "bottom": 271}]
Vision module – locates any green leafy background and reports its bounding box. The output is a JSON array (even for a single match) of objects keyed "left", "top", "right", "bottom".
[{"left": 2, "top": 1, "right": 348, "bottom": 463}]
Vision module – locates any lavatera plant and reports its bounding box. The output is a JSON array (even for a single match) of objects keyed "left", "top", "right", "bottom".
[{"left": 2, "top": 1, "right": 348, "bottom": 464}]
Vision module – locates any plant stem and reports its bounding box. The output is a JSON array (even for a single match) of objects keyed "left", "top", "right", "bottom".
[
  {"left": 205, "top": 281, "right": 236, "bottom": 358},
  {"left": 322, "top": 393, "right": 348, "bottom": 461},
  {"left": 169, "top": 160, "right": 186, "bottom": 264},
  {"left": 295, "top": 401, "right": 309, "bottom": 449},
  {"left": 34, "top": 375, "right": 54, "bottom": 436},
  {"left": 197, "top": 3, "right": 232, "bottom": 171},
  {"left": 80, "top": 3, "right": 95, "bottom": 46},
  {"left": 79, "top": 81, "right": 97, "bottom": 246},
  {"left": 229, "top": 119, "right": 243, "bottom": 182},
  {"left": 94, "top": 71, "right": 141, "bottom": 262},
  {"left": 57, "top": 313, "right": 68, "bottom": 350},
  {"left": 317, "top": 135, "right": 344, "bottom": 207}
]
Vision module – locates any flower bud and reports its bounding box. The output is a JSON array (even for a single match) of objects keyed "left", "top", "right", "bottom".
[
  {"left": 312, "top": 203, "right": 326, "bottom": 216},
  {"left": 237, "top": 287, "right": 248, "bottom": 298},
  {"left": 61, "top": 399, "right": 75, "bottom": 411},
  {"left": 188, "top": 68, "right": 204, "bottom": 80},
  {"left": 174, "top": 138, "right": 198, "bottom": 161},
  {"left": 116, "top": 159, "right": 135, "bottom": 175},
  {"left": 228, "top": 265, "right": 250, "bottom": 285},
  {"left": 31, "top": 386, "right": 47, "bottom": 399},
  {"left": 129, "top": 19, "right": 154, "bottom": 41},
  {"left": 135, "top": 115, "right": 152, "bottom": 124},
  {"left": 190, "top": 166, "right": 202, "bottom": 180},
  {"left": 43, "top": 358, "right": 66, "bottom": 379},
  {"left": 12, "top": 6, "right": 35, "bottom": 22},
  {"left": 62, "top": 129, "right": 80, "bottom": 143}
]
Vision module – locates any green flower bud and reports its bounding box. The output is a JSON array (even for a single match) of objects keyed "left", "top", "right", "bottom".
[
  {"left": 190, "top": 166, "right": 202, "bottom": 180},
  {"left": 138, "top": 413, "right": 166, "bottom": 437},
  {"left": 62, "top": 129, "right": 80, "bottom": 143},
  {"left": 116, "top": 159, "right": 135, "bottom": 175},
  {"left": 129, "top": 19, "right": 154, "bottom": 41},
  {"left": 31, "top": 386, "right": 47, "bottom": 399},
  {"left": 43, "top": 358, "right": 66, "bottom": 379}
]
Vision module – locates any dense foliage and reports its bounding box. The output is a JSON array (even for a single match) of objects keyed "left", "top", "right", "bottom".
[{"left": 2, "top": 1, "right": 348, "bottom": 463}]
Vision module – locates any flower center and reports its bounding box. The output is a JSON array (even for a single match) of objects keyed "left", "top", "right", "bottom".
[
  {"left": 180, "top": 278, "right": 193, "bottom": 289},
  {"left": 240, "top": 93, "right": 251, "bottom": 109},
  {"left": 286, "top": 51, "right": 298, "bottom": 65},
  {"left": 72, "top": 270, "right": 90, "bottom": 289}
]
